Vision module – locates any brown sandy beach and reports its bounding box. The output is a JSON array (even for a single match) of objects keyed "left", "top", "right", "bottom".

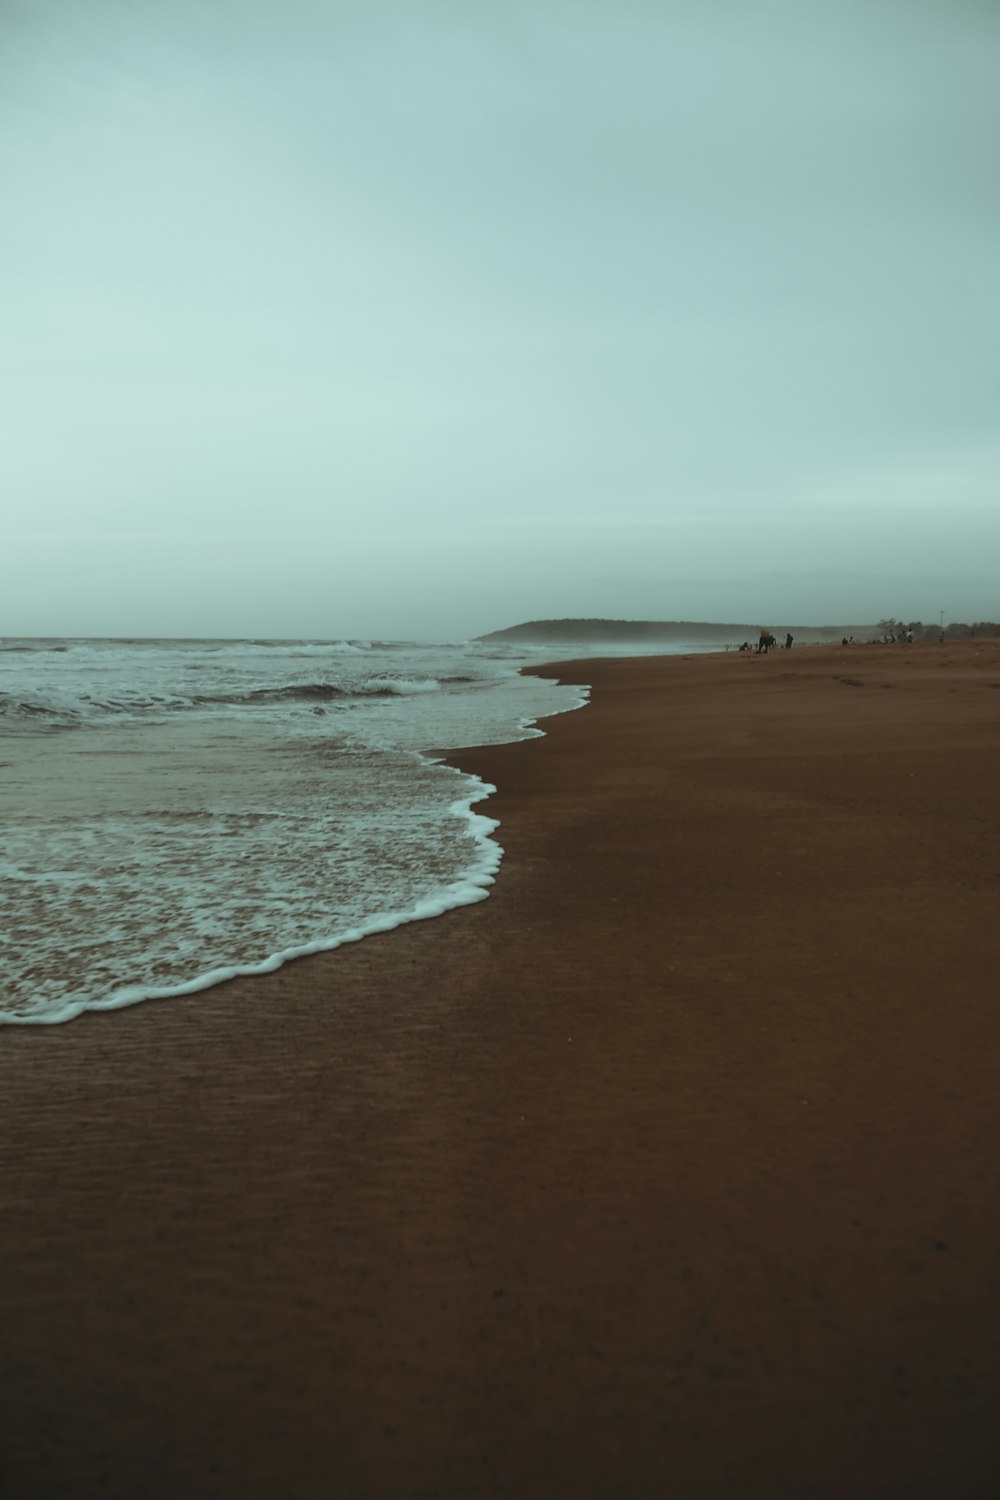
[{"left": 3, "top": 641, "right": 1000, "bottom": 1498}]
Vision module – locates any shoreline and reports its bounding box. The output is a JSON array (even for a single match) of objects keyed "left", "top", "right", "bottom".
[
  {"left": 1, "top": 659, "right": 585, "bottom": 1027},
  {"left": 2, "top": 763, "right": 508, "bottom": 1029},
  {"left": 3, "top": 641, "right": 1000, "bottom": 1497}
]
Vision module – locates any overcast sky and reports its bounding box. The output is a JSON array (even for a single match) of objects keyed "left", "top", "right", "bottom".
[{"left": 3, "top": 0, "right": 998, "bottom": 637}]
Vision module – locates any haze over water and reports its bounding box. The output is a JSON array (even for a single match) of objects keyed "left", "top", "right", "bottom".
[{"left": 4, "top": 0, "right": 998, "bottom": 640}]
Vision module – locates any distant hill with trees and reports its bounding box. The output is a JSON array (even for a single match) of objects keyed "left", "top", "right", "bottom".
[{"left": 478, "top": 618, "right": 873, "bottom": 645}]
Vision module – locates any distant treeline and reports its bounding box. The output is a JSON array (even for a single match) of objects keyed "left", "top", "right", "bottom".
[
  {"left": 479, "top": 618, "right": 871, "bottom": 644},
  {"left": 878, "top": 618, "right": 1000, "bottom": 641}
]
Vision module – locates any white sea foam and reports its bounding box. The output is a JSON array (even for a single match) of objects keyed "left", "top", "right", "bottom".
[
  {"left": 364, "top": 676, "right": 441, "bottom": 695},
  {"left": 1, "top": 639, "right": 591, "bottom": 1026},
  {"left": 3, "top": 771, "right": 502, "bottom": 1027}
]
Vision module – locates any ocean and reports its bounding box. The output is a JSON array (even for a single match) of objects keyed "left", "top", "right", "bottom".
[{"left": 1, "top": 636, "right": 590, "bottom": 1025}]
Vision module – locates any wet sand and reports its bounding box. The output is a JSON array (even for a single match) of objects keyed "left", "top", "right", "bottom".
[{"left": 3, "top": 641, "right": 1000, "bottom": 1498}]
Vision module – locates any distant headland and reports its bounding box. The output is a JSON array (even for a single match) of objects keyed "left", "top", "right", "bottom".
[{"left": 478, "top": 618, "right": 873, "bottom": 645}]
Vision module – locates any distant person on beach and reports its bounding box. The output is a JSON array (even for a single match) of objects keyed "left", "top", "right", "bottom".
[
  {"left": 785, "top": 633, "right": 793, "bottom": 650},
  {"left": 757, "top": 630, "right": 775, "bottom": 654}
]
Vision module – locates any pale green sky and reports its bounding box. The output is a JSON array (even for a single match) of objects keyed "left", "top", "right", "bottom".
[{"left": 3, "top": 0, "right": 998, "bottom": 635}]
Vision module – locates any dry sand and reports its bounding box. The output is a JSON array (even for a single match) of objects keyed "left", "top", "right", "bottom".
[{"left": 3, "top": 640, "right": 1000, "bottom": 1498}]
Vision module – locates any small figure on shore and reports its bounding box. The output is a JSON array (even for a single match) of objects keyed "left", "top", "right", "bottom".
[
  {"left": 739, "top": 641, "right": 751, "bottom": 652},
  {"left": 757, "top": 630, "right": 776, "bottom": 654},
  {"left": 785, "top": 633, "right": 793, "bottom": 650}
]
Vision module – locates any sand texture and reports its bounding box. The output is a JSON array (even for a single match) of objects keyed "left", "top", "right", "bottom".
[{"left": 3, "top": 641, "right": 1000, "bottom": 1498}]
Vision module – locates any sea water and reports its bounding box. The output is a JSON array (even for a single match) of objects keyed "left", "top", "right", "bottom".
[{"left": 1, "top": 637, "right": 588, "bottom": 1025}]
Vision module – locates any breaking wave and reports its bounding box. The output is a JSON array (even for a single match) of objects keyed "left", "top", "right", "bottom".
[{"left": 0, "top": 676, "right": 446, "bottom": 729}]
